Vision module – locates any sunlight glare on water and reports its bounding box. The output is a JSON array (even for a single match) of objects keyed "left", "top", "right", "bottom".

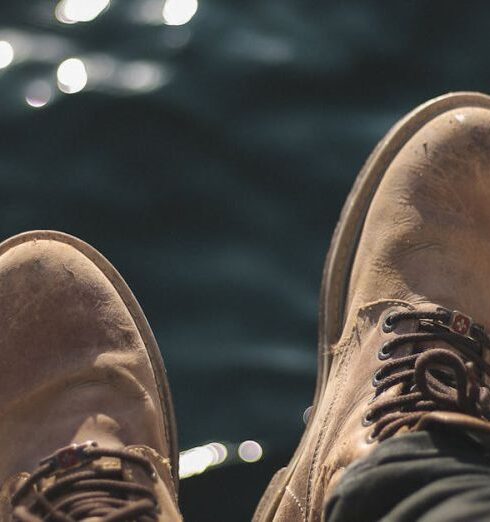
[
  {"left": 162, "top": 0, "right": 198, "bottom": 26},
  {"left": 0, "top": 41, "right": 14, "bottom": 69},
  {"left": 55, "top": 0, "right": 110, "bottom": 24},
  {"left": 57, "top": 58, "right": 88, "bottom": 94},
  {"left": 25, "top": 80, "right": 53, "bottom": 108},
  {"left": 238, "top": 441, "right": 263, "bottom": 463}
]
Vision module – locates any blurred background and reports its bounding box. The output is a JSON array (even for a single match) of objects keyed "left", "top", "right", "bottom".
[{"left": 1, "top": 0, "right": 489, "bottom": 519}]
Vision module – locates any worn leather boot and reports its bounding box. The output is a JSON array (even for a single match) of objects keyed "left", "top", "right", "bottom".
[
  {"left": 254, "top": 92, "right": 490, "bottom": 522},
  {"left": 0, "top": 231, "right": 181, "bottom": 521}
]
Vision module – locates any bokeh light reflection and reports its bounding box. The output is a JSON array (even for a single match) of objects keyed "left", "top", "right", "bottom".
[
  {"left": 162, "top": 0, "right": 198, "bottom": 26},
  {"left": 179, "top": 442, "right": 229, "bottom": 479},
  {"left": 25, "top": 80, "right": 52, "bottom": 108},
  {"left": 0, "top": 41, "right": 14, "bottom": 69},
  {"left": 55, "top": 0, "right": 110, "bottom": 24},
  {"left": 303, "top": 405, "right": 313, "bottom": 425},
  {"left": 209, "top": 442, "right": 228, "bottom": 465},
  {"left": 57, "top": 58, "right": 88, "bottom": 94},
  {"left": 238, "top": 440, "right": 263, "bottom": 463}
]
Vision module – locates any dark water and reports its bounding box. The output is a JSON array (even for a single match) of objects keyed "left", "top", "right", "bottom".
[{"left": 1, "top": 1, "right": 490, "bottom": 519}]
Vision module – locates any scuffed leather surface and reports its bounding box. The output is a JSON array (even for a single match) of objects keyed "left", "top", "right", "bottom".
[
  {"left": 270, "top": 106, "right": 490, "bottom": 521},
  {"left": 347, "top": 107, "right": 490, "bottom": 325},
  {"left": 0, "top": 238, "right": 172, "bottom": 492}
]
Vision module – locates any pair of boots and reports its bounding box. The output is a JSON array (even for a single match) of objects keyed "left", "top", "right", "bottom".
[{"left": 4, "top": 91, "right": 490, "bottom": 521}]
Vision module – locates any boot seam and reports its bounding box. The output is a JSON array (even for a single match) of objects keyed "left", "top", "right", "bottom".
[
  {"left": 305, "top": 344, "right": 353, "bottom": 515},
  {"left": 285, "top": 485, "right": 306, "bottom": 521}
]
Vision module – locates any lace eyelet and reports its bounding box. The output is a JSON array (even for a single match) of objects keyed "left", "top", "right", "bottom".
[
  {"left": 362, "top": 410, "right": 374, "bottom": 427},
  {"left": 372, "top": 370, "right": 383, "bottom": 387},
  {"left": 382, "top": 313, "right": 396, "bottom": 333},
  {"left": 378, "top": 342, "right": 392, "bottom": 360}
]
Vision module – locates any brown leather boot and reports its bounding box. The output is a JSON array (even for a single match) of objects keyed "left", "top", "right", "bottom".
[
  {"left": 254, "top": 92, "right": 490, "bottom": 522},
  {"left": 0, "top": 231, "right": 181, "bottom": 521}
]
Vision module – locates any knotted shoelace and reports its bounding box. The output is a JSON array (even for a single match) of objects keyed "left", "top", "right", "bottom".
[
  {"left": 11, "top": 443, "right": 159, "bottom": 521},
  {"left": 365, "top": 308, "right": 490, "bottom": 442}
]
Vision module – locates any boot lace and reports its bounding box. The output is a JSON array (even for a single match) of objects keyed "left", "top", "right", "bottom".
[
  {"left": 365, "top": 308, "right": 490, "bottom": 442},
  {"left": 11, "top": 442, "right": 160, "bottom": 521}
]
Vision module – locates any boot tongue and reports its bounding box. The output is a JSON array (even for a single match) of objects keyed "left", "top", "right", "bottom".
[
  {"left": 388, "top": 313, "right": 470, "bottom": 400},
  {"left": 391, "top": 305, "right": 472, "bottom": 377}
]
